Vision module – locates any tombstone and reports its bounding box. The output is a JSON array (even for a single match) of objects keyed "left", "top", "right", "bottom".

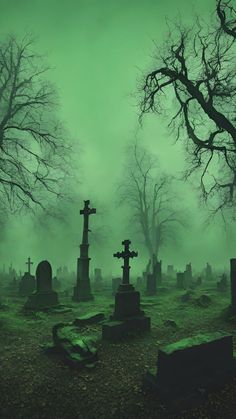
[
  {"left": 73, "top": 200, "right": 96, "bottom": 302},
  {"left": 19, "top": 257, "right": 36, "bottom": 296},
  {"left": 144, "top": 332, "right": 236, "bottom": 407},
  {"left": 112, "top": 277, "right": 121, "bottom": 295},
  {"left": 217, "top": 273, "right": 227, "bottom": 292},
  {"left": 183, "top": 263, "right": 192, "bottom": 288},
  {"left": 205, "top": 262, "right": 213, "bottom": 281},
  {"left": 142, "top": 259, "right": 151, "bottom": 283},
  {"left": 102, "top": 240, "right": 150, "bottom": 341},
  {"left": 24, "top": 260, "right": 59, "bottom": 310},
  {"left": 93, "top": 268, "right": 103, "bottom": 292},
  {"left": 146, "top": 273, "right": 157, "bottom": 295},
  {"left": 176, "top": 272, "right": 186, "bottom": 290},
  {"left": 19, "top": 272, "right": 36, "bottom": 296},
  {"left": 152, "top": 254, "right": 162, "bottom": 286}
]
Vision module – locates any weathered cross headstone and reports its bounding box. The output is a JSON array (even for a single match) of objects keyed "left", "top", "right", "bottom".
[
  {"left": 24, "top": 260, "right": 59, "bottom": 310},
  {"left": 26, "top": 257, "right": 33, "bottom": 275},
  {"left": 19, "top": 257, "right": 36, "bottom": 296},
  {"left": 73, "top": 200, "right": 96, "bottom": 302},
  {"left": 102, "top": 240, "right": 150, "bottom": 341},
  {"left": 144, "top": 332, "right": 236, "bottom": 408}
]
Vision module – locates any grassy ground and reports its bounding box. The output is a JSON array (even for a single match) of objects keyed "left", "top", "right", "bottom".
[{"left": 0, "top": 282, "right": 236, "bottom": 419}]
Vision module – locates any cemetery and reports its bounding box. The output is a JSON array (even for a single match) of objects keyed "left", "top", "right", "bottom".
[
  {"left": 0, "top": 0, "right": 235, "bottom": 418},
  {"left": 1, "top": 200, "right": 236, "bottom": 419}
]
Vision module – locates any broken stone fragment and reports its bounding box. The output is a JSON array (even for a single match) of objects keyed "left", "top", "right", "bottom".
[
  {"left": 52, "top": 322, "right": 99, "bottom": 366},
  {"left": 73, "top": 312, "right": 105, "bottom": 326}
]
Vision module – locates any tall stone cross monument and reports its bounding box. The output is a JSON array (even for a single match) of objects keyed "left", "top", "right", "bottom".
[
  {"left": 73, "top": 200, "right": 96, "bottom": 302},
  {"left": 26, "top": 257, "right": 33, "bottom": 275}
]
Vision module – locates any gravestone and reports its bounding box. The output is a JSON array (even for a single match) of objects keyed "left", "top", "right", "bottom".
[
  {"left": 24, "top": 260, "right": 59, "bottom": 310},
  {"left": 205, "top": 262, "right": 213, "bottom": 281},
  {"left": 144, "top": 332, "right": 236, "bottom": 407},
  {"left": 73, "top": 200, "right": 96, "bottom": 302},
  {"left": 146, "top": 273, "right": 157, "bottom": 295},
  {"left": 176, "top": 272, "right": 186, "bottom": 290},
  {"left": 217, "top": 273, "right": 227, "bottom": 292},
  {"left": 112, "top": 277, "right": 121, "bottom": 295},
  {"left": 102, "top": 240, "right": 150, "bottom": 341},
  {"left": 143, "top": 259, "right": 151, "bottom": 283},
  {"left": 93, "top": 268, "right": 103, "bottom": 291},
  {"left": 185, "top": 263, "right": 193, "bottom": 287},
  {"left": 19, "top": 257, "right": 35, "bottom": 296}
]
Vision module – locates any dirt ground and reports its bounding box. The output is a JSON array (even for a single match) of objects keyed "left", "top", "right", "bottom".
[{"left": 0, "top": 283, "right": 236, "bottom": 419}]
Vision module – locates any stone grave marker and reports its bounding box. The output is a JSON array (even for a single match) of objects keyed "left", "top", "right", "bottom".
[
  {"left": 73, "top": 200, "right": 96, "bottom": 302},
  {"left": 102, "top": 239, "right": 150, "bottom": 341},
  {"left": 19, "top": 257, "right": 36, "bottom": 296},
  {"left": 24, "top": 260, "right": 59, "bottom": 310},
  {"left": 144, "top": 332, "right": 236, "bottom": 408},
  {"left": 93, "top": 268, "right": 103, "bottom": 291}
]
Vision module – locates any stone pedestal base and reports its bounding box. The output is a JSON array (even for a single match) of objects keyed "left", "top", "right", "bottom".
[
  {"left": 73, "top": 284, "right": 94, "bottom": 302},
  {"left": 111, "top": 284, "right": 143, "bottom": 320},
  {"left": 24, "top": 290, "right": 59, "bottom": 310},
  {"left": 102, "top": 316, "right": 151, "bottom": 341}
]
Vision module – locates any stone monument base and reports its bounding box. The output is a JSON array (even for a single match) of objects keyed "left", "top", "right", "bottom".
[
  {"left": 112, "top": 283, "right": 143, "bottom": 319},
  {"left": 102, "top": 316, "right": 151, "bottom": 341},
  {"left": 24, "top": 290, "right": 59, "bottom": 310},
  {"left": 72, "top": 285, "right": 94, "bottom": 302}
]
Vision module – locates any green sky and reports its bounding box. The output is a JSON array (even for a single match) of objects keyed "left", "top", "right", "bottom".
[{"left": 0, "top": 0, "right": 234, "bottom": 277}]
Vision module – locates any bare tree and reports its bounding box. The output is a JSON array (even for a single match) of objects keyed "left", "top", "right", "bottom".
[
  {"left": 140, "top": 0, "right": 236, "bottom": 218},
  {"left": 0, "top": 35, "right": 71, "bottom": 213},
  {"left": 118, "top": 141, "right": 184, "bottom": 260}
]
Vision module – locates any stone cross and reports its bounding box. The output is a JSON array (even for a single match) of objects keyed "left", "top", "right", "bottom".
[
  {"left": 26, "top": 257, "right": 33, "bottom": 274},
  {"left": 113, "top": 239, "right": 138, "bottom": 285},
  {"left": 80, "top": 200, "right": 96, "bottom": 245}
]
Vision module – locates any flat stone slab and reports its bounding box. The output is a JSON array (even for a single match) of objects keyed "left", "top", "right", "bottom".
[
  {"left": 144, "top": 332, "right": 236, "bottom": 408},
  {"left": 102, "top": 316, "right": 151, "bottom": 341},
  {"left": 52, "top": 322, "right": 99, "bottom": 366},
  {"left": 73, "top": 312, "right": 105, "bottom": 326}
]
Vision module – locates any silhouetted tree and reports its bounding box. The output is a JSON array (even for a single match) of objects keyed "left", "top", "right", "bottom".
[
  {"left": 140, "top": 0, "right": 236, "bottom": 217},
  {"left": 0, "top": 35, "right": 71, "bottom": 213},
  {"left": 118, "top": 141, "right": 184, "bottom": 260}
]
